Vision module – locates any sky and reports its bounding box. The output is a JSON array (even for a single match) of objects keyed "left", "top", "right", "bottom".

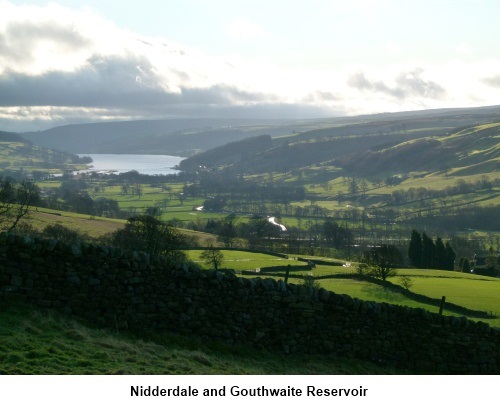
[{"left": 1, "top": 0, "right": 500, "bottom": 131}]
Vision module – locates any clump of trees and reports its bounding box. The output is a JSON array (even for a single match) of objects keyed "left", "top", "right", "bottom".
[
  {"left": 41, "top": 224, "right": 90, "bottom": 245},
  {"left": 472, "top": 247, "right": 500, "bottom": 277},
  {"left": 42, "top": 179, "right": 122, "bottom": 218},
  {"left": 388, "top": 176, "right": 498, "bottom": 206},
  {"left": 408, "top": 230, "right": 455, "bottom": 270},
  {"left": 108, "top": 214, "right": 190, "bottom": 261}
]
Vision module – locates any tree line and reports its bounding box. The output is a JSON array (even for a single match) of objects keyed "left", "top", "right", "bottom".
[
  {"left": 387, "top": 176, "right": 497, "bottom": 206},
  {"left": 408, "top": 230, "right": 456, "bottom": 270}
]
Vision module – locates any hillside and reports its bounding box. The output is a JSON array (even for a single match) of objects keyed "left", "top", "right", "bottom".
[
  {"left": 21, "top": 118, "right": 298, "bottom": 156},
  {"left": 178, "top": 135, "right": 274, "bottom": 171},
  {"left": 0, "top": 135, "right": 89, "bottom": 176},
  {"left": 333, "top": 122, "right": 500, "bottom": 177},
  {"left": 180, "top": 120, "right": 500, "bottom": 179}
]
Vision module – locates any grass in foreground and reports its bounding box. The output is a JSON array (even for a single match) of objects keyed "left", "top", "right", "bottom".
[{"left": 0, "top": 301, "right": 401, "bottom": 375}]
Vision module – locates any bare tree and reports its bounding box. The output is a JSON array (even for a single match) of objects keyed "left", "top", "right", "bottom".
[
  {"left": 0, "top": 176, "right": 40, "bottom": 232},
  {"left": 200, "top": 244, "right": 224, "bottom": 271},
  {"left": 364, "top": 244, "right": 402, "bottom": 282}
]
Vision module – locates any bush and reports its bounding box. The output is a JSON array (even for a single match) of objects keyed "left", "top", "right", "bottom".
[{"left": 399, "top": 275, "right": 413, "bottom": 290}]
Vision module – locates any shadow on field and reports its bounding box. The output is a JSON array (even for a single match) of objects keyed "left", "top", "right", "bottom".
[{"left": 360, "top": 284, "right": 405, "bottom": 302}]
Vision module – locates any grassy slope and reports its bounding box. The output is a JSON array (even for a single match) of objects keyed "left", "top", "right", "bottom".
[
  {"left": 2, "top": 248, "right": 497, "bottom": 374},
  {"left": 0, "top": 301, "right": 398, "bottom": 375},
  {"left": 27, "top": 209, "right": 125, "bottom": 237}
]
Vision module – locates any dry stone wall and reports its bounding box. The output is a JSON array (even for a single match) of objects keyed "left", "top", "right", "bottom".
[{"left": 0, "top": 233, "right": 498, "bottom": 374}]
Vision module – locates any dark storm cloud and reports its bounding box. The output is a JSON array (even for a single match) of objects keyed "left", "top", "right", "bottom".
[
  {"left": 0, "top": 52, "right": 315, "bottom": 122},
  {"left": 348, "top": 69, "right": 445, "bottom": 100},
  {"left": 0, "top": 55, "right": 163, "bottom": 107}
]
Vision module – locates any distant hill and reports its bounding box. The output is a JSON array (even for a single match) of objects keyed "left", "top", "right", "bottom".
[
  {"left": 17, "top": 105, "right": 500, "bottom": 156},
  {"left": 179, "top": 109, "right": 500, "bottom": 179},
  {"left": 0, "top": 130, "right": 26, "bottom": 143},
  {"left": 20, "top": 118, "right": 298, "bottom": 156}
]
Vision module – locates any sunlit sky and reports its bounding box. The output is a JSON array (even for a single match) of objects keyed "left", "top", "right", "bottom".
[{"left": 1, "top": 0, "right": 500, "bottom": 131}]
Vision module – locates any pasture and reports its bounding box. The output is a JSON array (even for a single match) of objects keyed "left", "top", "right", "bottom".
[{"left": 188, "top": 249, "right": 500, "bottom": 328}]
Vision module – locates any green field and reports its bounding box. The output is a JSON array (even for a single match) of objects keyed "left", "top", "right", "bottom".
[
  {"left": 188, "top": 250, "right": 296, "bottom": 272},
  {"left": 188, "top": 249, "right": 500, "bottom": 328}
]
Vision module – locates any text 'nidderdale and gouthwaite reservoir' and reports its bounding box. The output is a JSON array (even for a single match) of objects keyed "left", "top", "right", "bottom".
[{"left": 130, "top": 385, "right": 369, "bottom": 397}]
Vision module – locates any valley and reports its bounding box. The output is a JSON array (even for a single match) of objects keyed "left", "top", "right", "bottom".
[{"left": 1, "top": 106, "right": 499, "bottom": 374}]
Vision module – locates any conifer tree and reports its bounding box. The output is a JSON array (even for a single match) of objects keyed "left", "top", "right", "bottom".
[
  {"left": 435, "top": 236, "right": 447, "bottom": 270},
  {"left": 445, "top": 242, "right": 456, "bottom": 271},
  {"left": 408, "top": 229, "right": 423, "bottom": 268},
  {"left": 422, "top": 232, "right": 435, "bottom": 269}
]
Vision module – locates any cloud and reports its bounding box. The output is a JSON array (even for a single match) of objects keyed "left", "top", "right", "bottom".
[
  {"left": 348, "top": 71, "right": 403, "bottom": 98},
  {"left": 303, "top": 91, "right": 341, "bottom": 103},
  {"left": 0, "top": 2, "right": 299, "bottom": 128},
  {"left": 348, "top": 69, "right": 446, "bottom": 100},
  {"left": 0, "top": 45, "right": 286, "bottom": 108},
  {"left": 0, "top": 1, "right": 499, "bottom": 131},
  {"left": 482, "top": 75, "right": 500, "bottom": 88},
  {"left": 395, "top": 69, "right": 446, "bottom": 99}
]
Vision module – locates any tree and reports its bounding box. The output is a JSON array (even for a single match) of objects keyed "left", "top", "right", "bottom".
[
  {"left": 200, "top": 244, "right": 224, "bottom": 271},
  {"left": 435, "top": 236, "right": 447, "bottom": 270},
  {"left": 422, "top": 232, "right": 435, "bottom": 269},
  {"left": 111, "top": 214, "right": 187, "bottom": 260},
  {"left": 0, "top": 176, "right": 16, "bottom": 223},
  {"left": 0, "top": 176, "right": 40, "bottom": 232},
  {"left": 400, "top": 275, "right": 413, "bottom": 290},
  {"left": 133, "top": 183, "right": 143, "bottom": 199},
  {"left": 462, "top": 258, "right": 471, "bottom": 273},
  {"left": 42, "top": 224, "right": 88, "bottom": 245},
  {"left": 444, "top": 242, "right": 456, "bottom": 271},
  {"left": 348, "top": 177, "right": 359, "bottom": 197},
  {"left": 476, "top": 246, "right": 500, "bottom": 277},
  {"left": 121, "top": 184, "right": 130, "bottom": 195},
  {"left": 458, "top": 257, "right": 465, "bottom": 272},
  {"left": 322, "top": 219, "right": 352, "bottom": 251},
  {"left": 217, "top": 214, "right": 238, "bottom": 248},
  {"left": 364, "top": 244, "right": 402, "bottom": 282},
  {"left": 408, "top": 229, "right": 423, "bottom": 268}
]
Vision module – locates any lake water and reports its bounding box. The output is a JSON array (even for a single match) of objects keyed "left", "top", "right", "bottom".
[{"left": 77, "top": 154, "right": 185, "bottom": 175}]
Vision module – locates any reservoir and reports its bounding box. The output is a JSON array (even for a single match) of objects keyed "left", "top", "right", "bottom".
[{"left": 77, "top": 154, "right": 185, "bottom": 175}]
